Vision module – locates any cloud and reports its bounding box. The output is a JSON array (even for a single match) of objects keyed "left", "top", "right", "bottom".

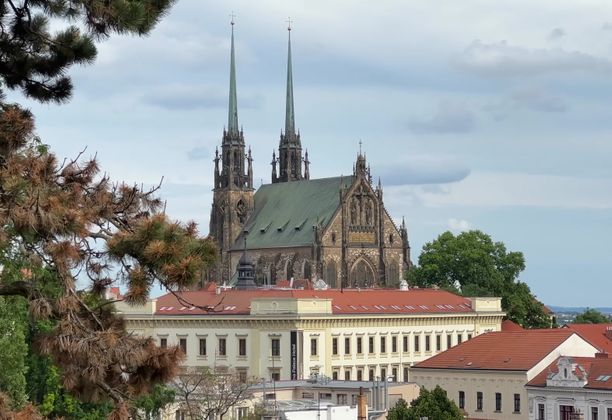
[
  {"left": 448, "top": 218, "right": 471, "bottom": 232},
  {"left": 547, "top": 28, "right": 566, "bottom": 41},
  {"left": 393, "top": 171, "right": 612, "bottom": 209},
  {"left": 377, "top": 155, "right": 470, "bottom": 186},
  {"left": 455, "top": 40, "right": 612, "bottom": 77},
  {"left": 484, "top": 87, "right": 567, "bottom": 118},
  {"left": 408, "top": 101, "right": 476, "bottom": 134},
  {"left": 187, "top": 147, "right": 209, "bottom": 161}
]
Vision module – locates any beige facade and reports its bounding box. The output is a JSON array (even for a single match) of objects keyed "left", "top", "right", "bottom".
[
  {"left": 118, "top": 295, "right": 504, "bottom": 383},
  {"left": 410, "top": 334, "right": 598, "bottom": 420}
]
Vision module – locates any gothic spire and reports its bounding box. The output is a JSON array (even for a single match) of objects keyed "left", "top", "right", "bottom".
[
  {"left": 227, "top": 18, "right": 239, "bottom": 134},
  {"left": 285, "top": 21, "right": 295, "bottom": 137}
]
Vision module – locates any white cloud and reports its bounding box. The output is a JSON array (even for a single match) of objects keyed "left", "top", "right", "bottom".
[
  {"left": 484, "top": 87, "right": 568, "bottom": 118},
  {"left": 448, "top": 218, "right": 471, "bottom": 232},
  {"left": 456, "top": 40, "right": 612, "bottom": 77},
  {"left": 376, "top": 155, "right": 470, "bottom": 186},
  {"left": 548, "top": 27, "right": 566, "bottom": 41},
  {"left": 390, "top": 172, "right": 612, "bottom": 209}
]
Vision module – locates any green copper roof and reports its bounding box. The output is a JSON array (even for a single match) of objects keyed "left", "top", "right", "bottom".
[
  {"left": 232, "top": 176, "right": 353, "bottom": 250},
  {"left": 227, "top": 23, "right": 239, "bottom": 134},
  {"left": 284, "top": 29, "right": 295, "bottom": 136}
]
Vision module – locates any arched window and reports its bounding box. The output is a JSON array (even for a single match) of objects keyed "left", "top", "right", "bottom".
[
  {"left": 325, "top": 261, "right": 337, "bottom": 288},
  {"left": 286, "top": 257, "right": 295, "bottom": 280},
  {"left": 303, "top": 260, "right": 312, "bottom": 280},
  {"left": 350, "top": 259, "right": 375, "bottom": 288},
  {"left": 387, "top": 259, "right": 399, "bottom": 286}
]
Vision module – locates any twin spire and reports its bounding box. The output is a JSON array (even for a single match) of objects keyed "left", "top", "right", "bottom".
[{"left": 223, "top": 18, "right": 308, "bottom": 184}]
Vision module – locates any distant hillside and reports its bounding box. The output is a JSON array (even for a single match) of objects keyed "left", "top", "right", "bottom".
[{"left": 549, "top": 306, "right": 612, "bottom": 315}]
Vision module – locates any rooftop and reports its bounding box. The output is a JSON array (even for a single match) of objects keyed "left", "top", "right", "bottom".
[
  {"left": 412, "top": 329, "right": 579, "bottom": 371},
  {"left": 150, "top": 286, "right": 496, "bottom": 316},
  {"left": 563, "top": 323, "right": 612, "bottom": 354},
  {"left": 527, "top": 355, "right": 612, "bottom": 390}
]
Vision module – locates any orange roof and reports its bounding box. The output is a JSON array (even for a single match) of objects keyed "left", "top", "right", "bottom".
[
  {"left": 501, "top": 319, "right": 524, "bottom": 331},
  {"left": 413, "top": 330, "right": 578, "bottom": 371},
  {"left": 527, "top": 355, "right": 612, "bottom": 390},
  {"left": 154, "top": 287, "right": 477, "bottom": 316},
  {"left": 564, "top": 323, "right": 612, "bottom": 354}
]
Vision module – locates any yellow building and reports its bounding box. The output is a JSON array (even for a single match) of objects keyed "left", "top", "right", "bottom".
[{"left": 117, "top": 285, "right": 504, "bottom": 382}]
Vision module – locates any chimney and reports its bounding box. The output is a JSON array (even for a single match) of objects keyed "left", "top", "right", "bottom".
[
  {"left": 605, "top": 326, "right": 612, "bottom": 340},
  {"left": 357, "top": 387, "right": 367, "bottom": 420},
  {"left": 595, "top": 352, "right": 609, "bottom": 359}
]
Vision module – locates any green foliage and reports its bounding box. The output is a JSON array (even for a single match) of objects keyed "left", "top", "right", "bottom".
[
  {"left": 0, "top": 0, "right": 175, "bottom": 102},
  {"left": 574, "top": 308, "right": 611, "bottom": 324},
  {"left": 0, "top": 296, "right": 28, "bottom": 407},
  {"left": 132, "top": 384, "right": 176, "bottom": 419},
  {"left": 387, "top": 387, "right": 463, "bottom": 420},
  {"left": 408, "top": 230, "right": 550, "bottom": 328}
]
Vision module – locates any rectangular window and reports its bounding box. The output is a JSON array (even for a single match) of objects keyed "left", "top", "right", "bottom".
[
  {"left": 236, "top": 407, "right": 248, "bottom": 420},
  {"left": 495, "top": 392, "right": 502, "bottom": 412},
  {"left": 218, "top": 338, "right": 226, "bottom": 356},
  {"left": 271, "top": 338, "right": 280, "bottom": 357},
  {"left": 357, "top": 337, "right": 363, "bottom": 354},
  {"left": 344, "top": 337, "right": 351, "bottom": 354},
  {"left": 436, "top": 335, "right": 441, "bottom": 351},
  {"left": 179, "top": 338, "right": 187, "bottom": 354},
  {"left": 357, "top": 369, "right": 363, "bottom": 381},
  {"left": 369, "top": 369, "right": 374, "bottom": 381},
  {"left": 199, "top": 338, "right": 207, "bottom": 356},
  {"left": 238, "top": 338, "right": 247, "bottom": 356},
  {"left": 369, "top": 336, "right": 375, "bottom": 354},
  {"left": 337, "top": 394, "right": 347, "bottom": 405},
  {"left": 380, "top": 336, "right": 386, "bottom": 353},
  {"left": 513, "top": 394, "right": 520, "bottom": 413},
  {"left": 459, "top": 391, "right": 465, "bottom": 409},
  {"left": 538, "top": 403, "right": 544, "bottom": 420},
  {"left": 403, "top": 367, "right": 409, "bottom": 382},
  {"left": 344, "top": 370, "right": 351, "bottom": 381},
  {"left": 392, "top": 336, "right": 398, "bottom": 353},
  {"left": 607, "top": 407, "right": 611, "bottom": 420},
  {"left": 271, "top": 370, "right": 280, "bottom": 381},
  {"left": 591, "top": 407, "right": 598, "bottom": 420},
  {"left": 425, "top": 335, "right": 431, "bottom": 352},
  {"left": 467, "top": 333, "right": 473, "bottom": 340},
  {"left": 380, "top": 367, "right": 386, "bottom": 380},
  {"left": 447, "top": 334, "right": 452, "bottom": 349},
  {"left": 477, "top": 391, "right": 483, "bottom": 411},
  {"left": 160, "top": 338, "right": 167, "bottom": 348},
  {"left": 414, "top": 335, "right": 420, "bottom": 352},
  {"left": 333, "top": 337, "right": 338, "bottom": 355},
  {"left": 457, "top": 333, "right": 463, "bottom": 344},
  {"left": 332, "top": 371, "right": 338, "bottom": 380},
  {"left": 310, "top": 338, "right": 317, "bottom": 356},
  {"left": 403, "top": 335, "right": 408, "bottom": 352},
  {"left": 238, "top": 369, "right": 247, "bottom": 384},
  {"left": 392, "top": 367, "right": 398, "bottom": 382}
]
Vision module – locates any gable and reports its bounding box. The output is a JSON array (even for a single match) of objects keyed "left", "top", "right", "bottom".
[{"left": 232, "top": 176, "right": 353, "bottom": 250}]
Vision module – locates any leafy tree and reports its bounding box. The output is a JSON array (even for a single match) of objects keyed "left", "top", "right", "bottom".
[
  {"left": 408, "top": 230, "right": 549, "bottom": 328},
  {"left": 387, "top": 386, "right": 463, "bottom": 420},
  {"left": 0, "top": 295, "right": 28, "bottom": 407},
  {"left": 574, "top": 308, "right": 611, "bottom": 324},
  {"left": 0, "top": 105, "right": 217, "bottom": 418},
  {"left": 0, "top": 0, "right": 174, "bottom": 103},
  {"left": 132, "top": 384, "right": 176, "bottom": 420}
]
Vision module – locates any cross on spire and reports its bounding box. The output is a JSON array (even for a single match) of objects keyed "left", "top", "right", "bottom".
[
  {"left": 230, "top": 11, "right": 236, "bottom": 25},
  {"left": 286, "top": 16, "right": 293, "bottom": 31},
  {"left": 359, "top": 140, "right": 362, "bottom": 154}
]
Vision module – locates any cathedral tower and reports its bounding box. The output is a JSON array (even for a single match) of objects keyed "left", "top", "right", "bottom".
[
  {"left": 210, "top": 20, "right": 254, "bottom": 280},
  {"left": 272, "top": 23, "right": 309, "bottom": 183}
]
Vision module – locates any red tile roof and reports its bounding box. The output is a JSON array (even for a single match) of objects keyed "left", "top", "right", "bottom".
[
  {"left": 413, "top": 330, "right": 578, "bottom": 371},
  {"left": 501, "top": 319, "right": 524, "bottom": 331},
  {"left": 527, "top": 355, "right": 612, "bottom": 390},
  {"left": 153, "top": 287, "right": 478, "bottom": 316},
  {"left": 564, "top": 323, "right": 612, "bottom": 354}
]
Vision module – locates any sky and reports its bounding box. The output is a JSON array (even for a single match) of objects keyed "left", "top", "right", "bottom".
[{"left": 10, "top": 0, "right": 612, "bottom": 306}]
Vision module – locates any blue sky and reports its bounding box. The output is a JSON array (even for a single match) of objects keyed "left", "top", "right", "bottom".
[{"left": 11, "top": 0, "right": 612, "bottom": 306}]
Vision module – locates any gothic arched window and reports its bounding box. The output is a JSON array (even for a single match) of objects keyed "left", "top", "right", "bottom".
[
  {"left": 350, "top": 259, "right": 375, "bottom": 288},
  {"left": 325, "top": 260, "right": 337, "bottom": 288},
  {"left": 387, "top": 259, "right": 399, "bottom": 286},
  {"left": 303, "top": 260, "right": 312, "bottom": 280}
]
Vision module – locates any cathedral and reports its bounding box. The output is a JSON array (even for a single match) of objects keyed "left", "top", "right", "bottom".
[{"left": 209, "top": 23, "right": 410, "bottom": 288}]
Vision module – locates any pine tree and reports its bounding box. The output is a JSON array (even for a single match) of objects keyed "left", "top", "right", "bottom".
[
  {"left": 0, "top": 0, "right": 174, "bottom": 102},
  {"left": 0, "top": 105, "right": 217, "bottom": 418}
]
